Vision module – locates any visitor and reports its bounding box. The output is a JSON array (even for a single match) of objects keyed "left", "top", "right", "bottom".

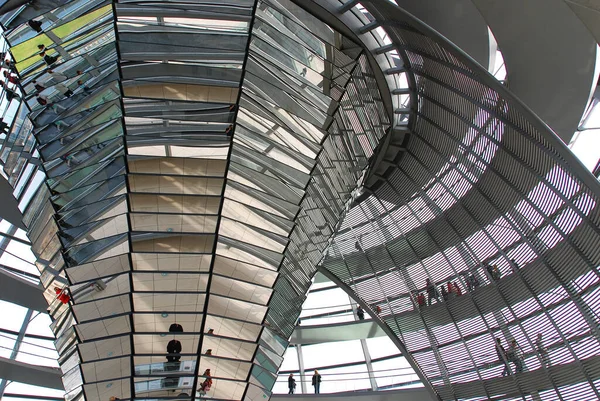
[
  {"left": 507, "top": 339, "right": 523, "bottom": 373},
  {"left": 48, "top": 68, "right": 67, "bottom": 82},
  {"left": 288, "top": 373, "right": 296, "bottom": 394},
  {"left": 40, "top": 51, "right": 59, "bottom": 66},
  {"left": 466, "top": 273, "right": 479, "bottom": 292},
  {"left": 312, "top": 370, "right": 321, "bottom": 394},
  {"left": 55, "top": 82, "right": 73, "bottom": 97},
  {"left": 453, "top": 281, "right": 462, "bottom": 296},
  {"left": 375, "top": 305, "right": 382, "bottom": 315},
  {"left": 166, "top": 339, "right": 181, "bottom": 362},
  {"left": 417, "top": 292, "right": 426, "bottom": 308},
  {"left": 78, "top": 80, "right": 92, "bottom": 94},
  {"left": 169, "top": 323, "right": 183, "bottom": 332},
  {"left": 33, "top": 80, "right": 45, "bottom": 92},
  {"left": 54, "top": 287, "right": 70, "bottom": 304},
  {"left": 495, "top": 338, "right": 510, "bottom": 376},
  {"left": 356, "top": 305, "right": 364, "bottom": 320},
  {"left": 200, "top": 369, "right": 212, "bottom": 392},
  {"left": 0, "top": 119, "right": 9, "bottom": 133},
  {"left": 4, "top": 88, "right": 20, "bottom": 102},
  {"left": 426, "top": 278, "right": 440, "bottom": 305},
  {"left": 1, "top": 58, "right": 14, "bottom": 72},
  {"left": 28, "top": 19, "right": 43, "bottom": 33},
  {"left": 447, "top": 281, "right": 455, "bottom": 298},
  {"left": 440, "top": 285, "right": 448, "bottom": 301},
  {"left": 536, "top": 333, "right": 550, "bottom": 369},
  {"left": 3, "top": 71, "right": 18, "bottom": 85},
  {"left": 491, "top": 264, "right": 502, "bottom": 281},
  {"left": 485, "top": 263, "right": 495, "bottom": 280}
]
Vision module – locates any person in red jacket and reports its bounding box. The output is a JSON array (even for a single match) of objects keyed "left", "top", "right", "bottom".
[
  {"left": 54, "top": 287, "right": 70, "bottom": 304},
  {"left": 2, "top": 71, "right": 18, "bottom": 85},
  {"left": 453, "top": 282, "right": 462, "bottom": 296},
  {"left": 417, "top": 293, "right": 426, "bottom": 308},
  {"left": 200, "top": 369, "right": 212, "bottom": 392}
]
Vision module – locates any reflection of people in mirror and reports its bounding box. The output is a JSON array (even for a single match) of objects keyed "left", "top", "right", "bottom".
[
  {"left": 200, "top": 369, "right": 212, "bottom": 392},
  {"left": 54, "top": 287, "right": 70, "bottom": 304}
]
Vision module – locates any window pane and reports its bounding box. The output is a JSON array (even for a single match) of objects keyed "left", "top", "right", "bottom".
[{"left": 302, "top": 339, "right": 364, "bottom": 369}]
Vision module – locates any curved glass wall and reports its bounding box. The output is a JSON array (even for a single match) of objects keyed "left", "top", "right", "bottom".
[{"left": 0, "top": 1, "right": 391, "bottom": 401}]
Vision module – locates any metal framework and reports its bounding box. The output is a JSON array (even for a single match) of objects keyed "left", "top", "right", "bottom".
[
  {"left": 319, "top": 1, "right": 600, "bottom": 400},
  {"left": 0, "top": 0, "right": 598, "bottom": 401}
]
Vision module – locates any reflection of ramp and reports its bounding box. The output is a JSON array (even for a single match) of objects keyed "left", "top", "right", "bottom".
[
  {"left": 290, "top": 320, "right": 385, "bottom": 345},
  {"left": 272, "top": 387, "right": 434, "bottom": 401},
  {"left": 435, "top": 356, "right": 600, "bottom": 400}
]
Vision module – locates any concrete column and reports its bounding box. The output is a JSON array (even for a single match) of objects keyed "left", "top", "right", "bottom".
[{"left": 296, "top": 344, "right": 307, "bottom": 394}]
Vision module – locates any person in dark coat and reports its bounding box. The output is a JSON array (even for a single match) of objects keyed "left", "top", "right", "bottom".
[
  {"left": 288, "top": 373, "right": 296, "bottom": 394},
  {"left": 0, "top": 119, "right": 9, "bottom": 133},
  {"left": 40, "top": 52, "right": 59, "bottom": 66},
  {"left": 426, "top": 278, "right": 440, "bottom": 305},
  {"left": 466, "top": 273, "right": 479, "bottom": 292},
  {"left": 165, "top": 338, "right": 182, "bottom": 371},
  {"left": 312, "top": 370, "right": 321, "bottom": 394},
  {"left": 496, "top": 338, "right": 510, "bottom": 376},
  {"left": 169, "top": 323, "right": 183, "bottom": 332},
  {"left": 440, "top": 285, "right": 448, "bottom": 301},
  {"left": 356, "top": 305, "right": 364, "bottom": 320},
  {"left": 28, "top": 19, "right": 43, "bottom": 33}
]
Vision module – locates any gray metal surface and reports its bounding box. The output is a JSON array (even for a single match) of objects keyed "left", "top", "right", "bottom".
[
  {"left": 0, "top": 357, "right": 63, "bottom": 390},
  {"left": 393, "top": 0, "right": 491, "bottom": 70},
  {"left": 470, "top": 0, "right": 598, "bottom": 142},
  {"left": 566, "top": 0, "right": 600, "bottom": 44},
  {"left": 0, "top": 269, "right": 48, "bottom": 312}
]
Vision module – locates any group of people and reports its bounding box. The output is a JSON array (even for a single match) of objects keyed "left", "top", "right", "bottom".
[
  {"left": 164, "top": 324, "right": 210, "bottom": 393},
  {"left": 0, "top": 54, "right": 21, "bottom": 103},
  {"left": 413, "top": 261, "right": 511, "bottom": 309},
  {"left": 495, "top": 333, "right": 550, "bottom": 376},
  {"left": 496, "top": 338, "right": 524, "bottom": 375},
  {"left": 35, "top": 68, "right": 87, "bottom": 108},
  {"left": 416, "top": 278, "right": 466, "bottom": 308},
  {"left": 287, "top": 370, "right": 322, "bottom": 394},
  {"left": 356, "top": 304, "right": 381, "bottom": 320}
]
